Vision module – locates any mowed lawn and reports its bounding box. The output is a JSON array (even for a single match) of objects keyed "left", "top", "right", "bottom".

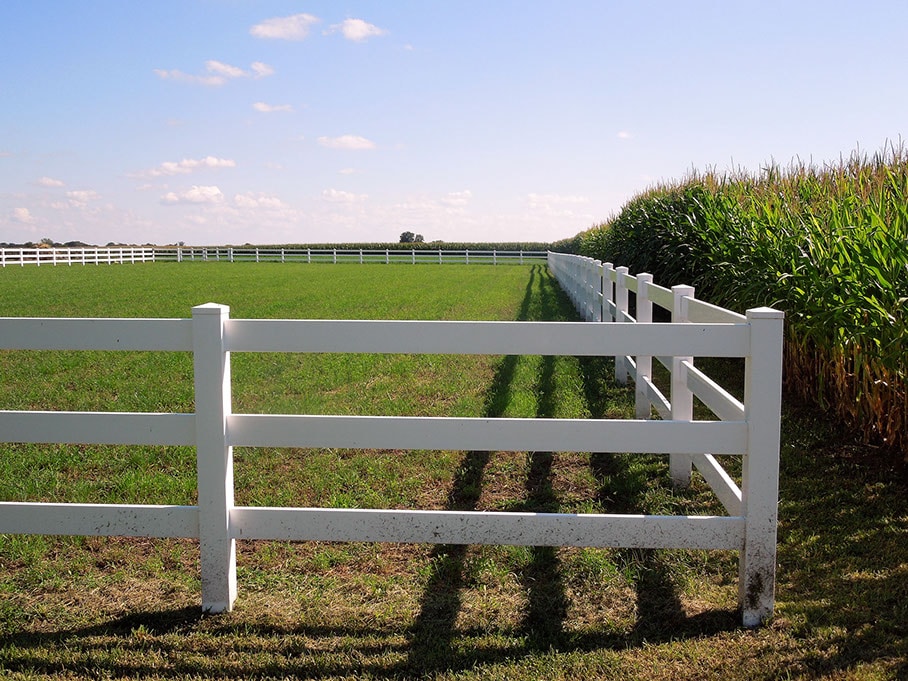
[{"left": 0, "top": 262, "right": 905, "bottom": 680}]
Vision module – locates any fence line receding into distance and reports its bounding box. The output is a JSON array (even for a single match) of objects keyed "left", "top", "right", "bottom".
[{"left": 0, "top": 247, "right": 547, "bottom": 267}]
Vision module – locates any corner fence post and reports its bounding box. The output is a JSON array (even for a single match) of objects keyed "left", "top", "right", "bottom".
[
  {"left": 634, "top": 273, "right": 654, "bottom": 418},
  {"left": 192, "top": 303, "right": 237, "bottom": 613},
  {"left": 670, "top": 284, "right": 695, "bottom": 488},
  {"left": 740, "top": 307, "right": 784, "bottom": 627}
]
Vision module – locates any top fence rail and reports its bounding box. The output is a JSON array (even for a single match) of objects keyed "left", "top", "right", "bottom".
[{"left": 0, "top": 247, "right": 548, "bottom": 267}]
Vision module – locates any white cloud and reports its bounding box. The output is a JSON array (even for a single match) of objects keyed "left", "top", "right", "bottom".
[
  {"left": 206, "top": 60, "right": 247, "bottom": 79},
  {"left": 338, "top": 168, "right": 358, "bottom": 175},
  {"left": 234, "top": 192, "right": 288, "bottom": 209},
  {"left": 0, "top": 151, "right": 12, "bottom": 158},
  {"left": 317, "top": 135, "right": 376, "bottom": 150},
  {"left": 138, "top": 156, "right": 236, "bottom": 178},
  {"left": 11, "top": 207, "right": 35, "bottom": 224},
  {"left": 253, "top": 102, "right": 294, "bottom": 113},
  {"left": 36, "top": 176, "right": 65, "bottom": 187},
  {"left": 251, "top": 13, "right": 320, "bottom": 40},
  {"left": 617, "top": 131, "right": 632, "bottom": 139},
  {"left": 154, "top": 61, "right": 274, "bottom": 86},
  {"left": 250, "top": 61, "right": 274, "bottom": 78},
  {"left": 326, "top": 18, "right": 387, "bottom": 42},
  {"left": 160, "top": 185, "right": 224, "bottom": 205},
  {"left": 322, "top": 188, "right": 367, "bottom": 203}
]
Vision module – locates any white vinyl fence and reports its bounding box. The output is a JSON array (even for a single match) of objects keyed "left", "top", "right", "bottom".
[
  {"left": 0, "top": 254, "right": 783, "bottom": 627},
  {"left": 547, "top": 251, "right": 783, "bottom": 627},
  {"left": 0, "top": 246, "right": 546, "bottom": 267}
]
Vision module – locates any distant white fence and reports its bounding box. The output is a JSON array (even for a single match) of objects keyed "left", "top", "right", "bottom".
[
  {"left": 0, "top": 253, "right": 782, "bottom": 627},
  {"left": 0, "top": 246, "right": 547, "bottom": 267}
]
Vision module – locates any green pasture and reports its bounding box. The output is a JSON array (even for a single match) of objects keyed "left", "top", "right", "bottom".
[{"left": 0, "top": 262, "right": 905, "bottom": 679}]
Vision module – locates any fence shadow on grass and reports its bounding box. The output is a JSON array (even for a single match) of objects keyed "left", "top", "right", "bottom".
[
  {"left": 404, "top": 265, "right": 740, "bottom": 674},
  {"left": 406, "top": 264, "right": 572, "bottom": 669}
]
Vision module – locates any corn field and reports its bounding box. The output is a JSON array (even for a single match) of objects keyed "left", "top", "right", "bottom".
[{"left": 576, "top": 143, "right": 908, "bottom": 457}]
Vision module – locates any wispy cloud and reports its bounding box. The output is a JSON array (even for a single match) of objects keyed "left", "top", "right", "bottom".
[
  {"left": 617, "top": 130, "right": 632, "bottom": 139},
  {"left": 160, "top": 186, "right": 225, "bottom": 205},
  {"left": 154, "top": 61, "right": 274, "bottom": 86},
  {"left": 440, "top": 190, "right": 472, "bottom": 207},
  {"left": 36, "top": 176, "right": 65, "bottom": 187},
  {"left": 527, "top": 193, "right": 589, "bottom": 208},
  {"left": 251, "top": 13, "right": 320, "bottom": 40},
  {"left": 10, "top": 207, "right": 35, "bottom": 224},
  {"left": 317, "top": 135, "right": 376, "bottom": 151},
  {"left": 234, "top": 192, "right": 288, "bottom": 209},
  {"left": 250, "top": 62, "right": 274, "bottom": 78},
  {"left": 325, "top": 18, "right": 387, "bottom": 42},
  {"left": 153, "top": 68, "right": 225, "bottom": 87},
  {"left": 253, "top": 102, "right": 294, "bottom": 113},
  {"left": 322, "top": 188, "right": 367, "bottom": 203},
  {"left": 66, "top": 190, "right": 101, "bottom": 207},
  {"left": 135, "top": 156, "right": 236, "bottom": 178},
  {"left": 206, "top": 60, "right": 246, "bottom": 79}
]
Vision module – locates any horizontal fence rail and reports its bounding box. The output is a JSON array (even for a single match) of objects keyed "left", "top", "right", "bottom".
[
  {"left": 0, "top": 247, "right": 547, "bottom": 267},
  {"left": 0, "top": 255, "right": 782, "bottom": 627}
]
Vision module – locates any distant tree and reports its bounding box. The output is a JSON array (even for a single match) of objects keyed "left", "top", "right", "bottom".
[
  {"left": 399, "top": 231, "right": 415, "bottom": 243},
  {"left": 414, "top": 234, "right": 424, "bottom": 243}
]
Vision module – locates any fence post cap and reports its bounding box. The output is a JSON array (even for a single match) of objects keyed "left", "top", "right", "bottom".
[
  {"left": 192, "top": 303, "right": 229, "bottom": 315},
  {"left": 746, "top": 307, "right": 784, "bottom": 320}
]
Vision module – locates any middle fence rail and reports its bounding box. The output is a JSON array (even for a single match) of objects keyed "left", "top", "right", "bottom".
[{"left": 0, "top": 253, "right": 783, "bottom": 626}]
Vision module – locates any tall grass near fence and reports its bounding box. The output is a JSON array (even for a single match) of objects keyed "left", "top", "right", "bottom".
[{"left": 577, "top": 144, "right": 908, "bottom": 457}]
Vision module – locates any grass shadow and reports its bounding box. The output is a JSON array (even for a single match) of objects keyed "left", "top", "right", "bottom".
[
  {"left": 763, "top": 402, "right": 908, "bottom": 679},
  {"left": 406, "top": 266, "right": 540, "bottom": 669}
]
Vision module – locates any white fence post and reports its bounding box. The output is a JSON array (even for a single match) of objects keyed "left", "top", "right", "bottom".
[
  {"left": 602, "top": 263, "right": 614, "bottom": 321},
  {"left": 635, "top": 273, "right": 654, "bottom": 418},
  {"left": 739, "top": 307, "right": 784, "bottom": 627},
  {"left": 594, "top": 261, "right": 604, "bottom": 322},
  {"left": 192, "top": 303, "right": 237, "bottom": 613},
  {"left": 670, "top": 284, "right": 695, "bottom": 487},
  {"left": 615, "top": 266, "right": 630, "bottom": 384}
]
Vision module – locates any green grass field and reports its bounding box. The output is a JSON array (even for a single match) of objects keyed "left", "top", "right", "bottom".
[{"left": 0, "top": 263, "right": 905, "bottom": 679}]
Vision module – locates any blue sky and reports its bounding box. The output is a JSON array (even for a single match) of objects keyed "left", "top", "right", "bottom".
[{"left": 1, "top": 1, "right": 906, "bottom": 246}]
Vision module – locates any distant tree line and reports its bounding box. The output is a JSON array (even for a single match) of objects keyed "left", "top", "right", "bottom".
[{"left": 399, "top": 231, "right": 424, "bottom": 244}]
